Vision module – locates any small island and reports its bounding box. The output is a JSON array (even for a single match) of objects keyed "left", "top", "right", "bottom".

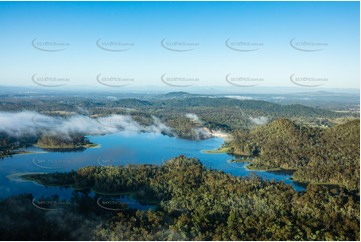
[
  {"left": 35, "top": 133, "right": 98, "bottom": 150},
  {"left": 0, "top": 132, "right": 99, "bottom": 158}
]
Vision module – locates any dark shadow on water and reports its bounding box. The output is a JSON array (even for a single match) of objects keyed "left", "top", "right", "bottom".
[
  {"left": 267, "top": 169, "right": 296, "bottom": 176},
  {"left": 41, "top": 147, "right": 86, "bottom": 153}
]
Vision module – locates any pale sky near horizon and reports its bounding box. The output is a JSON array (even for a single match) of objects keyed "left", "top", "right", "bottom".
[{"left": 0, "top": 1, "right": 359, "bottom": 89}]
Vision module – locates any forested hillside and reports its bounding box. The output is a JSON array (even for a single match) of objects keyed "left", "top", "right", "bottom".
[
  {"left": 0, "top": 95, "right": 352, "bottom": 138},
  {"left": 227, "top": 119, "right": 360, "bottom": 190},
  {"left": 19, "top": 156, "right": 359, "bottom": 240}
]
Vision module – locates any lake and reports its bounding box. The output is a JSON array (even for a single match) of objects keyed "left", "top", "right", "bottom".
[{"left": 0, "top": 132, "right": 305, "bottom": 210}]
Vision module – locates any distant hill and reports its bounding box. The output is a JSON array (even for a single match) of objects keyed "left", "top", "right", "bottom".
[
  {"left": 109, "top": 96, "right": 347, "bottom": 135},
  {"left": 156, "top": 97, "right": 342, "bottom": 118},
  {"left": 114, "top": 99, "right": 152, "bottom": 107},
  {"left": 163, "top": 92, "right": 194, "bottom": 98}
]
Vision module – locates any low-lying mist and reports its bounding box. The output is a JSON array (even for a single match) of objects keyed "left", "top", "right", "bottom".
[
  {"left": 249, "top": 116, "right": 269, "bottom": 125},
  {"left": 0, "top": 111, "right": 174, "bottom": 138}
]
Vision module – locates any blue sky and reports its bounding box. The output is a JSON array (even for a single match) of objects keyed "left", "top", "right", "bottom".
[{"left": 0, "top": 1, "right": 359, "bottom": 89}]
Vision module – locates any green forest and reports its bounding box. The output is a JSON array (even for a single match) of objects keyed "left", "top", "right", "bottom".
[
  {"left": 0, "top": 94, "right": 359, "bottom": 240},
  {"left": 0, "top": 134, "right": 37, "bottom": 158},
  {"left": 227, "top": 119, "right": 360, "bottom": 191},
  {"left": 36, "top": 134, "right": 95, "bottom": 149},
  {"left": 0, "top": 132, "right": 93, "bottom": 157},
  {"left": 0, "top": 95, "right": 356, "bottom": 140},
  {"left": 0, "top": 95, "right": 357, "bottom": 158},
  {"left": 13, "top": 156, "right": 359, "bottom": 241}
]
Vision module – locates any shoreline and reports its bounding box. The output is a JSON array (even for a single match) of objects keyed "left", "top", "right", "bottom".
[
  {"left": 34, "top": 143, "right": 100, "bottom": 150},
  {"left": 1, "top": 143, "right": 100, "bottom": 159},
  {"left": 201, "top": 147, "right": 230, "bottom": 154},
  {"left": 19, "top": 174, "right": 160, "bottom": 204},
  {"left": 246, "top": 163, "right": 298, "bottom": 173},
  {"left": 7, "top": 172, "right": 46, "bottom": 182},
  {"left": 1, "top": 150, "right": 48, "bottom": 159}
]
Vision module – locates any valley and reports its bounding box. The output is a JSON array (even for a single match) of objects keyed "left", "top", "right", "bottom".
[{"left": 0, "top": 90, "right": 359, "bottom": 240}]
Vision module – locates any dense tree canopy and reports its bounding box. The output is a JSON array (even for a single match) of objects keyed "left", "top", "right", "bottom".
[
  {"left": 227, "top": 119, "right": 360, "bottom": 190},
  {"left": 20, "top": 156, "right": 359, "bottom": 241}
]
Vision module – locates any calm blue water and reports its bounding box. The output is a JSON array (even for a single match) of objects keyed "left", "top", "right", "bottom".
[{"left": 0, "top": 132, "right": 305, "bottom": 209}]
